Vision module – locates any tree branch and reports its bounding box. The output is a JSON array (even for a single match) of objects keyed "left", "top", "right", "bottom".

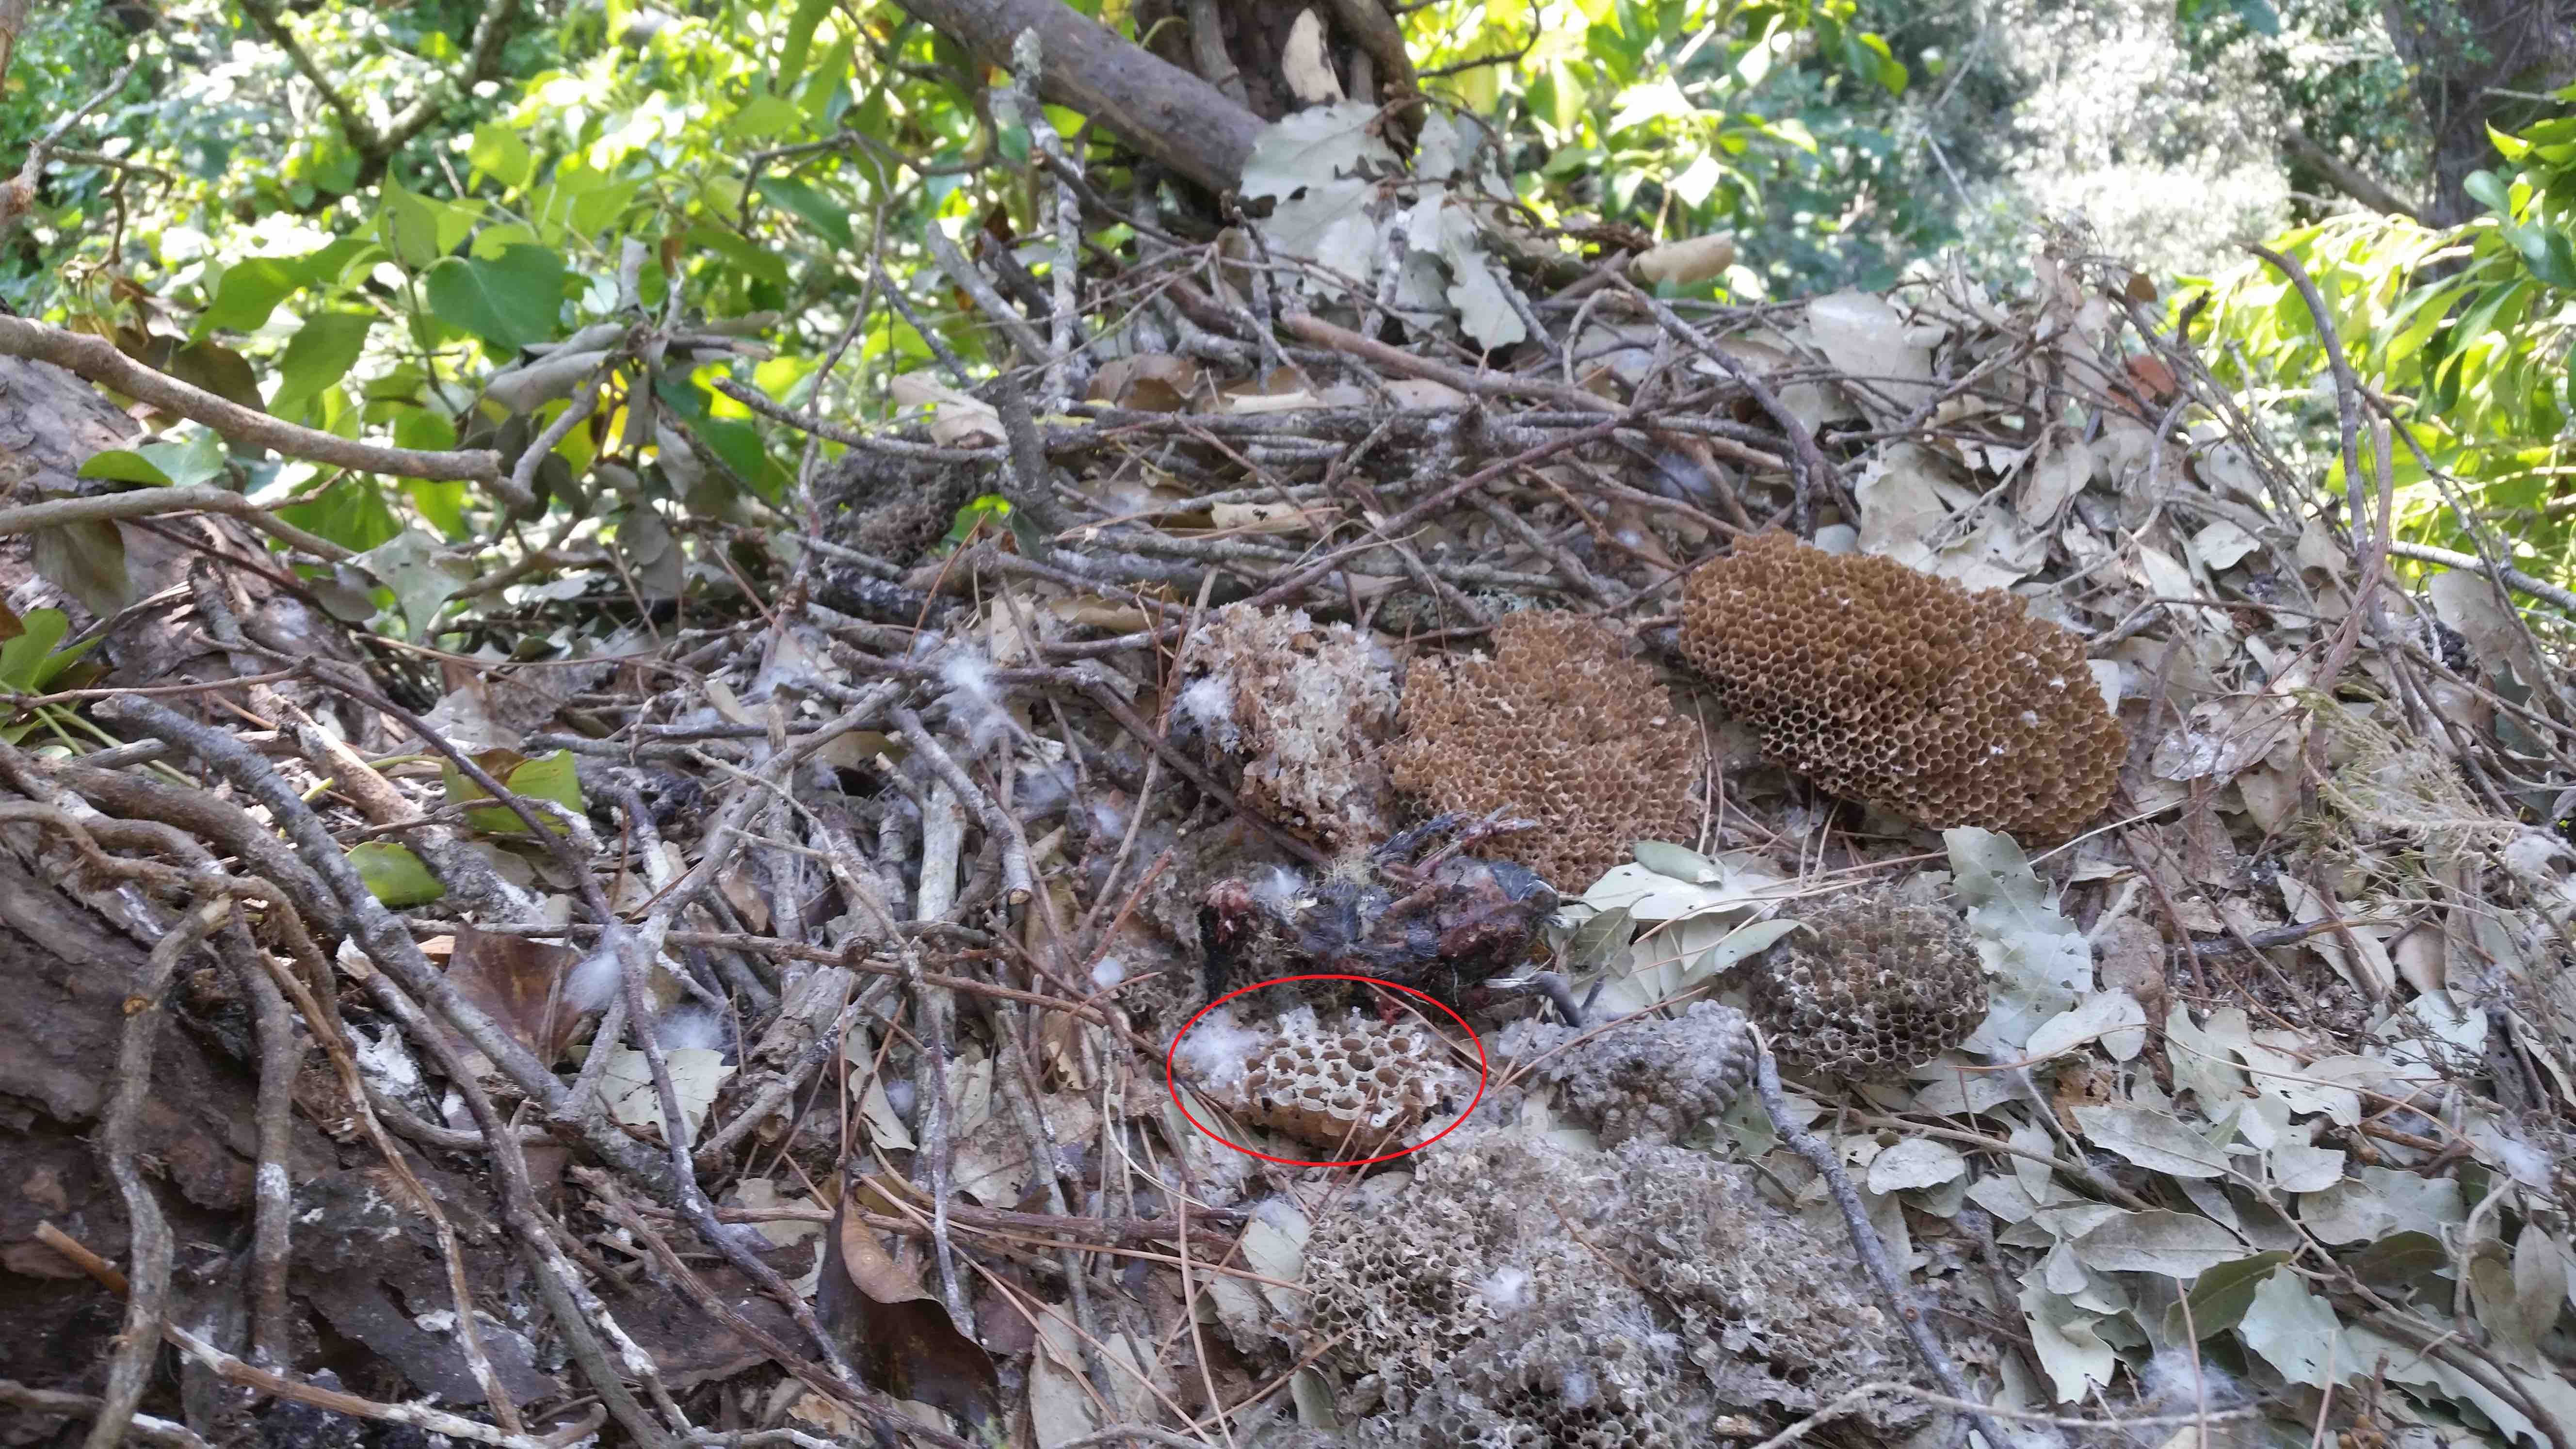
[
  {"left": 2281, "top": 124, "right": 2422, "bottom": 220},
  {"left": 891, "top": 0, "right": 1264, "bottom": 196},
  {"left": 0, "top": 315, "right": 501, "bottom": 489}
]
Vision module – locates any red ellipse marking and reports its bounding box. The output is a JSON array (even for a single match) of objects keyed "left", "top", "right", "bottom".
[{"left": 1165, "top": 974, "right": 1489, "bottom": 1168}]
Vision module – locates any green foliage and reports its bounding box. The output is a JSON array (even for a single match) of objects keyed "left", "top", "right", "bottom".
[
  {"left": 2185, "top": 87, "right": 2576, "bottom": 582},
  {"left": 0, "top": 605, "right": 106, "bottom": 744},
  {"left": 1406, "top": 0, "right": 1918, "bottom": 292},
  {"left": 348, "top": 840, "right": 446, "bottom": 905},
  {"left": 442, "top": 747, "right": 585, "bottom": 836},
  {"left": 2174, "top": 0, "right": 2426, "bottom": 224}
]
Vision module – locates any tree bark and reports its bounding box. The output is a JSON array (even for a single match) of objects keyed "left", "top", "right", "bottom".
[
  {"left": 2282, "top": 123, "right": 2422, "bottom": 220},
  {"left": 892, "top": 0, "right": 1265, "bottom": 195},
  {"left": 0, "top": 354, "right": 376, "bottom": 732},
  {"left": 2380, "top": 0, "right": 2576, "bottom": 226}
]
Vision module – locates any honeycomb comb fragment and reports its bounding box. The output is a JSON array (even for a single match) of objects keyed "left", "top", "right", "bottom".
[
  {"left": 1748, "top": 885, "right": 1987, "bottom": 1081},
  {"left": 1217, "top": 1010, "right": 1466, "bottom": 1154},
  {"left": 1391, "top": 611, "right": 1702, "bottom": 891},
  {"left": 1678, "top": 531, "right": 2123, "bottom": 840}
]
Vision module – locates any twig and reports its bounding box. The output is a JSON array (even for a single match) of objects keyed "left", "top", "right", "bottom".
[
  {"left": 0, "top": 1380, "right": 211, "bottom": 1449},
  {"left": 1748, "top": 1033, "right": 2010, "bottom": 1449},
  {"left": 2383, "top": 538, "right": 2576, "bottom": 616},
  {"left": 0, "top": 482, "right": 357, "bottom": 562},
  {"left": 0, "top": 318, "right": 500, "bottom": 488},
  {"left": 81, "top": 895, "right": 225, "bottom": 1449},
  {"left": 893, "top": 704, "right": 1036, "bottom": 906}
]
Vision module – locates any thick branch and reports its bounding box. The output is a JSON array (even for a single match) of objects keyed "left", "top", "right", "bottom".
[
  {"left": 891, "top": 0, "right": 1263, "bottom": 196},
  {"left": 2281, "top": 124, "right": 2421, "bottom": 220},
  {"left": 0, "top": 484, "right": 355, "bottom": 562},
  {"left": 0, "top": 316, "right": 500, "bottom": 487}
]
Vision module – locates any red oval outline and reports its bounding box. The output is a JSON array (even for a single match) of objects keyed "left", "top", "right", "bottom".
[{"left": 1165, "top": 974, "right": 1489, "bottom": 1168}]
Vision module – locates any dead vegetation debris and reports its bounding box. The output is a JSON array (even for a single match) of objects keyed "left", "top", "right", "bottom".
[{"left": 2, "top": 119, "right": 2575, "bottom": 1449}]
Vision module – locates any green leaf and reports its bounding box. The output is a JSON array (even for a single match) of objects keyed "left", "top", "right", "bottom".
[
  {"left": 2229, "top": 0, "right": 2280, "bottom": 35},
  {"left": 279, "top": 476, "right": 403, "bottom": 552},
  {"left": 0, "top": 606, "right": 70, "bottom": 691},
  {"left": 2160, "top": 1251, "right": 2288, "bottom": 1342},
  {"left": 167, "top": 340, "right": 264, "bottom": 412},
  {"left": 729, "top": 93, "right": 804, "bottom": 141},
  {"left": 444, "top": 747, "right": 584, "bottom": 835},
  {"left": 29, "top": 520, "right": 132, "bottom": 619},
  {"left": 354, "top": 528, "right": 474, "bottom": 639},
  {"left": 421, "top": 246, "right": 567, "bottom": 352},
  {"left": 683, "top": 223, "right": 791, "bottom": 289},
  {"left": 468, "top": 122, "right": 535, "bottom": 189},
  {"left": 271, "top": 311, "right": 375, "bottom": 412},
  {"left": 756, "top": 176, "right": 853, "bottom": 249},
  {"left": 2516, "top": 226, "right": 2576, "bottom": 290},
  {"left": 299, "top": 235, "right": 380, "bottom": 291},
  {"left": 134, "top": 430, "right": 230, "bottom": 489},
  {"left": 381, "top": 181, "right": 453, "bottom": 271},
  {"left": 2465, "top": 169, "right": 2513, "bottom": 215},
  {"left": 778, "top": 0, "right": 835, "bottom": 88},
  {"left": 349, "top": 841, "right": 446, "bottom": 905},
  {"left": 470, "top": 221, "right": 542, "bottom": 261},
  {"left": 78, "top": 450, "right": 174, "bottom": 485},
  {"left": 200, "top": 257, "right": 305, "bottom": 333}
]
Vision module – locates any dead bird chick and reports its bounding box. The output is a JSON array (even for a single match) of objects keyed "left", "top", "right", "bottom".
[{"left": 1198, "top": 812, "right": 1561, "bottom": 1018}]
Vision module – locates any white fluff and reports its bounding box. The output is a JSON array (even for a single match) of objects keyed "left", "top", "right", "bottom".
[
  {"left": 1090, "top": 956, "right": 1127, "bottom": 990},
  {"left": 656, "top": 1006, "right": 725, "bottom": 1054},
  {"left": 1250, "top": 865, "right": 1308, "bottom": 916},
  {"left": 1557, "top": 1368, "right": 1596, "bottom": 1408},
  {"left": 1086, "top": 798, "right": 1128, "bottom": 839},
  {"left": 564, "top": 948, "right": 625, "bottom": 1014},
  {"left": 937, "top": 643, "right": 1014, "bottom": 753},
  {"left": 1177, "top": 1007, "right": 1263, "bottom": 1088},
  {"left": 883, "top": 1078, "right": 918, "bottom": 1122},
  {"left": 1175, "top": 673, "right": 1240, "bottom": 749},
  {"left": 2138, "top": 1347, "right": 2242, "bottom": 1408},
  {"left": 1016, "top": 760, "right": 1078, "bottom": 816},
  {"left": 1479, "top": 1266, "right": 1534, "bottom": 1313}
]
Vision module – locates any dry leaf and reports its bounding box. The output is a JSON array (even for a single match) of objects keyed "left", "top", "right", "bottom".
[
  {"left": 819, "top": 1185, "right": 1000, "bottom": 1433},
  {"left": 1088, "top": 354, "right": 1204, "bottom": 412},
  {"left": 445, "top": 926, "right": 587, "bottom": 1065},
  {"left": 1281, "top": 10, "right": 1344, "bottom": 103},
  {"left": 890, "top": 370, "right": 1002, "bottom": 448},
  {"left": 1632, "top": 233, "right": 1737, "bottom": 286}
]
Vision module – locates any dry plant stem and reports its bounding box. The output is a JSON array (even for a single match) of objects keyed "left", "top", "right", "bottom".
[
  {"left": 2249, "top": 243, "right": 2387, "bottom": 699},
  {"left": 259, "top": 919, "right": 532, "bottom": 1440},
  {"left": 93, "top": 694, "right": 677, "bottom": 1190},
  {"left": 0, "top": 316, "right": 501, "bottom": 485},
  {"left": 581, "top": 1170, "right": 965, "bottom": 1449},
  {"left": 1750, "top": 1038, "right": 2010, "bottom": 1449},
  {"left": 506, "top": 369, "right": 607, "bottom": 511},
  {"left": 0, "top": 1382, "right": 210, "bottom": 1449},
  {"left": 1600, "top": 271, "right": 1850, "bottom": 530},
  {"left": 84, "top": 895, "right": 228, "bottom": 1449},
  {"left": 975, "top": 996, "right": 1126, "bottom": 1412},
  {"left": 164, "top": 1322, "right": 565, "bottom": 1449},
  {"left": 242, "top": 889, "right": 676, "bottom": 1446},
  {"left": 0, "top": 482, "right": 356, "bottom": 562},
  {"left": 901, "top": 777, "right": 976, "bottom": 1333},
  {"left": 16, "top": 746, "right": 337, "bottom": 925},
  {"left": 209, "top": 918, "right": 299, "bottom": 1366},
  {"left": 924, "top": 222, "right": 1053, "bottom": 367},
  {"left": 2384, "top": 537, "right": 2576, "bottom": 615},
  {"left": 1077, "top": 679, "right": 1332, "bottom": 870},
  {"left": 690, "top": 971, "right": 891, "bottom": 1169},
  {"left": 895, "top": 704, "right": 1037, "bottom": 905}
]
